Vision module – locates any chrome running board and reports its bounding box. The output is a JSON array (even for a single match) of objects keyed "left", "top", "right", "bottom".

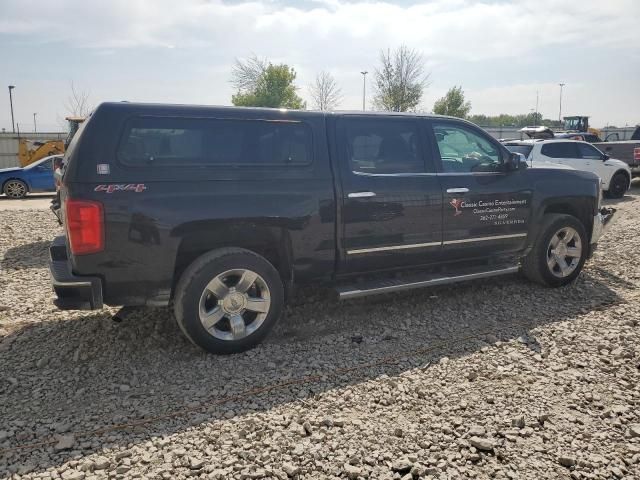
[{"left": 336, "top": 265, "right": 519, "bottom": 300}]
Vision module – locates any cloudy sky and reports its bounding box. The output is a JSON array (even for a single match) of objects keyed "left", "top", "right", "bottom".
[{"left": 1, "top": 0, "right": 638, "bottom": 132}]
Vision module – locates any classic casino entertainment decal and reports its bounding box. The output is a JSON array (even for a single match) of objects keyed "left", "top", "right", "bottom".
[{"left": 449, "top": 197, "right": 528, "bottom": 225}]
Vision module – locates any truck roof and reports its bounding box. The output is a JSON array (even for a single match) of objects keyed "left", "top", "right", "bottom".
[{"left": 94, "top": 101, "right": 468, "bottom": 122}]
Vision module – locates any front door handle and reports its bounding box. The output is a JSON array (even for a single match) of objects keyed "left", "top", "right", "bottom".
[
  {"left": 446, "top": 188, "right": 469, "bottom": 194},
  {"left": 348, "top": 191, "right": 376, "bottom": 198}
]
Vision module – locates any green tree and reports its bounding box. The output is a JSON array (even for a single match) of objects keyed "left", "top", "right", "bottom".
[
  {"left": 373, "top": 45, "right": 429, "bottom": 112},
  {"left": 432, "top": 86, "right": 471, "bottom": 118},
  {"left": 232, "top": 64, "right": 306, "bottom": 109},
  {"left": 467, "top": 112, "right": 559, "bottom": 128}
]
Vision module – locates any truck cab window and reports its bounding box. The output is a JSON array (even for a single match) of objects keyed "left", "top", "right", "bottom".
[
  {"left": 433, "top": 123, "right": 501, "bottom": 173},
  {"left": 343, "top": 118, "right": 425, "bottom": 174},
  {"left": 118, "top": 117, "right": 312, "bottom": 167}
]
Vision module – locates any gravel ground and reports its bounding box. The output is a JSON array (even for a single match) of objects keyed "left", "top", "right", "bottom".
[{"left": 1, "top": 184, "right": 639, "bottom": 480}]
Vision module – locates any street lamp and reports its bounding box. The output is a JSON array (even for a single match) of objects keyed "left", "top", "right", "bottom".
[
  {"left": 33, "top": 113, "right": 37, "bottom": 133},
  {"left": 360, "top": 71, "right": 368, "bottom": 111},
  {"left": 558, "top": 83, "right": 565, "bottom": 125},
  {"left": 8, "top": 85, "right": 15, "bottom": 133}
]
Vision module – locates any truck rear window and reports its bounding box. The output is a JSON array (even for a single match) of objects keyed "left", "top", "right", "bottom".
[{"left": 117, "top": 116, "right": 312, "bottom": 167}]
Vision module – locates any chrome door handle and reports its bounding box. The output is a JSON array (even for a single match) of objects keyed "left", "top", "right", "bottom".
[
  {"left": 446, "top": 188, "right": 469, "bottom": 194},
  {"left": 348, "top": 191, "right": 376, "bottom": 198}
]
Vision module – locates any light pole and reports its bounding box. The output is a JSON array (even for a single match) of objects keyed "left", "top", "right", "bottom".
[
  {"left": 558, "top": 83, "right": 565, "bottom": 125},
  {"left": 360, "top": 71, "right": 368, "bottom": 111},
  {"left": 33, "top": 113, "right": 37, "bottom": 133},
  {"left": 8, "top": 85, "right": 15, "bottom": 133},
  {"left": 535, "top": 90, "right": 539, "bottom": 125}
]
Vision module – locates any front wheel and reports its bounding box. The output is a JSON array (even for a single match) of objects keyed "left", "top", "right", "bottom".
[
  {"left": 173, "top": 248, "right": 284, "bottom": 354},
  {"left": 3, "top": 180, "right": 28, "bottom": 199},
  {"left": 522, "top": 214, "right": 588, "bottom": 287},
  {"left": 605, "top": 172, "right": 628, "bottom": 199}
]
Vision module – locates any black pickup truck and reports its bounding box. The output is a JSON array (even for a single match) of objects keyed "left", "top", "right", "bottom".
[{"left": 50, "top": 102, "right": 615, "bottom": 353}]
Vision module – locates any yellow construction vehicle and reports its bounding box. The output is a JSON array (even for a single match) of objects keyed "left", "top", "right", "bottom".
[
  {"left": 16, "top": 116, "right": 86, "bottom": 167},
  {"left": 17, "top": 138, "right": 65, "bottom": 167},
  {"left": 562, "top": 116, "right": 602, "bottom": 138}
]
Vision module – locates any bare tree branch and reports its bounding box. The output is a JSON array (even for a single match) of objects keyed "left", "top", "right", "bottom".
[
  {"left": 308, "top": 71, "right": 343, "bottom": 111},
  {"left": 231, "top": 53, "right": 269, "bottom": 93},
  {"left": 65, "top": 81, "right": 91, "bottom": 117},
  {"left": 373, "top": 45, "right": 430, "bottom": 112}
]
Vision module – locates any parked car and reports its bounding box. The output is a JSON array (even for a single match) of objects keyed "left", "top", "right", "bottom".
[
  {"left": 0, "top": 154, "right": 61, "bottom": 199},
  {"left": 49, "top": 102, "right": 615, "bottom": 354},
  {"left": 504, "top": 140, "right": 631, "bottom": 198},
  {"left": 519, "top": 126, "right": 640, "bottom": 178}
]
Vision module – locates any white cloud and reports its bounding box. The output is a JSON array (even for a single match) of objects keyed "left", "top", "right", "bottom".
[
  {"left": 1, "top": 0, "right": 637, "bottom": 59},
  {"left": 0, "top": 0, "right": 638, "bottom": 128}
]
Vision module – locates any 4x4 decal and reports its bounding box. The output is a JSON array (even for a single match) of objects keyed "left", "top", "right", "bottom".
[{"left": 94, "top": 184, "right": 147, "bottom": 193}]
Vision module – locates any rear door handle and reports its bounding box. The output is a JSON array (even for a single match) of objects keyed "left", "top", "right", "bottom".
[
  {"left": 348, "top": 191, "right": 376, "bottom": 198},
  {"left": 446, "top": 188, "right": 469, "bottom": 194}
]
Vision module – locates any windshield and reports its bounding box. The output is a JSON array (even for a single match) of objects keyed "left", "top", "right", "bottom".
[
  {"left": 26, "top": 157, "right": 55, "bottom": 169},
  {"left": 564, "top": 117, "right": 587, "bottom": 132},
  {"left": 505, "top": 145, "right": 533, "bottom": 158}
]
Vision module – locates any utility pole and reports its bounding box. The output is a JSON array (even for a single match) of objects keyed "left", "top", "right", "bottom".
[
  {"left": 33, "top": 113, "right": 37, "bottom": 133},
  {"left": 558, "top": 83, "right": 565, "bottom": 125},
  {"left": 360, "top": 71, "right": 368, "bottom": 111},
  {"left": 8, "top": 85, "right": 15, "bottom": 133}
]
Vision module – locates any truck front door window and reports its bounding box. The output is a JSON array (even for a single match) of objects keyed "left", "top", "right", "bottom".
[
  {"left": 433, "top": 124, "right": 501, "bottom": 173},
  {"left": 577, "top": 143, "right": 604, "bottom": 160}
]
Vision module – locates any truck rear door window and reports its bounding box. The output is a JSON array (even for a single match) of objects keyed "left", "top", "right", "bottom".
[
  {"left": 342, "top": 117, "right": 425, "bottom": 174},
  {"left": 117, "top": 117, "right": 312, "bottom": 167}
]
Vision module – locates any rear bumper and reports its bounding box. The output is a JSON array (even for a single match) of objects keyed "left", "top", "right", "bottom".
[
  {"left": 591, "top": 207, "right": 616, "bottom": 245},
  {"left": 49, "top": 236, "right": 103, "bottom": 310}
]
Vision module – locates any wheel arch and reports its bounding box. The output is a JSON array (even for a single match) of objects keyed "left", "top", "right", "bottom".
[
  {"left": 171, "top": 221, "right": 294, "bottom": 299},
  {"left": 2, "top": 177, "right": 30, "bottom": 193},
  {"left": 540, "top": 199, "right": 594, "bottom": 242},
  {"left": 611, "top": 169, "right": 631, "bottom": 187}
]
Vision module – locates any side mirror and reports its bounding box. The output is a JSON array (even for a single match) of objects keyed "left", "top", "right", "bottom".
[
  {"left": 506, "top": 152, "right": 527, "bottom": 171},
  {"left": 601, "top": 153, "right": 610, "bottom": 161}
]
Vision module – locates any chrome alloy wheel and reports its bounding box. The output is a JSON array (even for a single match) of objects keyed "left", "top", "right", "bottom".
[
  {"left": 198, "top": 269, "right": 271, "bottom": 341},
  {"left": 5, "top": 180, "right": 26, "bottom": 198},
  {"left": 546, "top": 227, "right": 582, "bottom": 278}
]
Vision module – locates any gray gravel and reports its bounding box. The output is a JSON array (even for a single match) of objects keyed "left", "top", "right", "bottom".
[{"left": 1, "top": 184, "right": 639, "bottom": 479}]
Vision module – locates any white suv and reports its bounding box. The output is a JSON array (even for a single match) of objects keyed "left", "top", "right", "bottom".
[{"left": 504, "top": 140, "right": 631, "bottom": 198}]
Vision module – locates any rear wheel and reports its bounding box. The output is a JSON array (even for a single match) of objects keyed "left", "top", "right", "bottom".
[
  {"left": 3, "top": 180, "right": 28, "bottom": 199},
  {"left": 605, "top": 172, "right": 628, "bottom": 199},
  {"left": 173, "top": 248, "right": 284, "bottom": 354},
  {"left": 522, "top": 214, "right": 588, "bottom": 287}
]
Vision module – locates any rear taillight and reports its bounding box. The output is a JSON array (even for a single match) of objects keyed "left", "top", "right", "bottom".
[
  {"left": 634, "top": 147, "right": 640, "bottom": 162},
  {"left": 65, "top": 199, "right": 104, "bottom": 255}
]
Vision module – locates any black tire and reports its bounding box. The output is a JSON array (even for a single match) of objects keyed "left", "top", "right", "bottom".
[
  {"left": 173, "top": 248, "right": 284, "bottom": 354},
  {"left": 605, "top": 172, "right": 628, "bottom": 199},
  {"left": 3, "top": 179, "right": 28, "bottom": 199},
  {"left": 522, "top": 214, "right": 588, "bottom": 287}
]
